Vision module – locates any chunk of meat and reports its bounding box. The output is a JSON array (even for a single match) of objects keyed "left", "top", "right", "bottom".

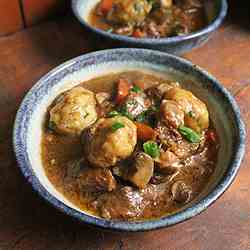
[
  {"left": 77, "top": 167, "right": 117, "bottom": 192},
  {"left": 83, "top": 116, "right": 137, "bottom": 168},
  {"left": 170, "top": 140, "right": 200, "bottom": 158},
  {"left": 146, "top": 82, "right": 180, "bottom": 103},
  {"left": 49, "top": 87, "right": 97, "bottom": 136},
  {"left": 93, "top": 185, "right": 161, "bottom": 219},
  {"left": 107, "top": 0, "right": 152, "bottom": 25},
  {"left": 156, "top": 123, "right": 200, "bottom": 158},
  {"left": 96, "top": 92, "right": 113, "bottom": 116},
  {"left": 155, "top": 150, "right": 182, "bottom": 174},
  {"left": 120, "top": 91, "right": 152, "bottom": 119},
  {"left": 164, "top": 87, "right": 209, "bottom": 133},
  {"left": 160, "top": 100, "right": 184, "bottom": 128},
  {"left": 127, "top": 152, "right": 154, "bottom": 188},
  {"left": 171, "top": 181, "right": 192, "bottom": 203}
]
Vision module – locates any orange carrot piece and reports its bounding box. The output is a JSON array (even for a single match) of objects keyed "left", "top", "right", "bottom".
[
  {"left": 100, "top": 0, "right": 113, "bottom": 14},
  {"left": 135, "top": 122, "right": 156, "bottom": 141},
  {"left": 132, "top": 29, "right": 145, "bottom": 38},
  {"left": 115, "top": 79, "right": 131, "bottom": 104},
  {"left": 133, "top": 79, "right": 146, "bottom": 90}
]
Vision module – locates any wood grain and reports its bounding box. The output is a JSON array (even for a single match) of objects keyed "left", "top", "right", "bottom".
[{"left": 0, "top": 4, "right": 250, "bottom": 250}]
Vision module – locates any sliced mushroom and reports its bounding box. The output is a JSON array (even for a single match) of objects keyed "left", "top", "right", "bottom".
[
  {"left": 112, "top": 161, "right": 129, "bottom": 179},
  {"left": 127, "top": 152, "right": 154, "bottom": 189},
  {"left": 171, "top": 181, "right": 192, "bottom": 203}
]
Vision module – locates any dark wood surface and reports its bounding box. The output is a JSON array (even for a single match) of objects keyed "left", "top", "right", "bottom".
[{"left": 0, "top": 4, "right": 250, "bottom": 250}]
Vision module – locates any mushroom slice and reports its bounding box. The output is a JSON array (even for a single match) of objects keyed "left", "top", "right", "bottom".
[
  {"left": 127, "top": 152, "right": 154, "bottom": 189},
  {"left": 171, "top": 180, "right": 192, "bottom": 203}
]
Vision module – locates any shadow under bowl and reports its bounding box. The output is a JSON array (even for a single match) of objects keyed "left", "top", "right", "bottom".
[{"left": 13, "top": 48, "right": 245, "bottom": 232}]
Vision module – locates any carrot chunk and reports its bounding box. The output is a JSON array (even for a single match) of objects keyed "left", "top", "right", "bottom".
[
  {"left": 135, "top": 122, "right": 156, "bottom": 141},
  {"left": 100, "top": 0, "right": 113, "bottom": 14},
  {"left": 115, "top": 79, "right": 131, "bottom": 104}
]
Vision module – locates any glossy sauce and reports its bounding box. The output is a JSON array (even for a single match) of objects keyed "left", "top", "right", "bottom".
[{"left": 41, "top": 71, "right": 219, "bottom": 220}]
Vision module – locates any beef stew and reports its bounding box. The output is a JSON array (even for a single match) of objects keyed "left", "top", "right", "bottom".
[
  {"left": 89, "top": 0, "right": 207, "bottom": 38},
  {"left": 42, "top": 71, "right": 219, "bottom": 221}
]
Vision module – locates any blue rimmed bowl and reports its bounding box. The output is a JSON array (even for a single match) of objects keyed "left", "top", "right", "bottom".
[
  {"left": 13, "top": 49, "right": 245, "bottom": 232},
  {"left": 72, "top": 0, "right": 228, "bottom": 54}
]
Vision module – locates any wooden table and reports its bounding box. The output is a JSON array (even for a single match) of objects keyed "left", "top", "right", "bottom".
[{"left": 0, "top": 3, "right": 249, "bottom": 250}]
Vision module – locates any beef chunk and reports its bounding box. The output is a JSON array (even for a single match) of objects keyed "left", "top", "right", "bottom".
[
  {"left": 156, "top": 122, "right": 200, "bottom": 159},
  {"left": 155, "top": 150, "right": 182, "bottom": 174},
  {"left": 93, "top": 185, "right": 162, "bottom": 219},
  {"left": 77, "top": 167, "right": 117, "bottom": 192}
]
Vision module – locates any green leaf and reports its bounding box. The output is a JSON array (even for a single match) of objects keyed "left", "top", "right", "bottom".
[
  {"left": 147, "top": 0, "right": 156, "bottom": 5},
  {"left": 48, "top": 121, "right": 56, "bottom": 130},
  {"left": 106, "top": 28, "right": 113, "bottom": 33},
  {"left": 178, "top": 126, "right": 200, "bottom": 143},
  {"left": 143, "top": 141, "right": 160, "bottom": 158},
  {"left": 107, "top": 110, "right": 120, "bottom": 118},
  {"left": 111, "top": 122, "right": 125, "bottom": 132},
  {"left": 119, "top": 105, "right": 134, "bottom": 120},
  {"left": 149, "top": 105, "right": 160, "bottom": 113},
  {"left": 188, "top": 111, "right": 195, "bottom": 118},
  {"left": 131, "top": 85, "right": 142, "bottom": 93},
  {"left": 135, "top": 111, "right": 147, "bottom": 123}
]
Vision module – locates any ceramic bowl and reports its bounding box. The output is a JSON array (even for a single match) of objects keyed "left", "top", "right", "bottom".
[
  {"left": 72, "top": 0, "right": 228, "bottom": 54},
  {"left": 13, "top": 49, "right": 245, "bottom": 232}
]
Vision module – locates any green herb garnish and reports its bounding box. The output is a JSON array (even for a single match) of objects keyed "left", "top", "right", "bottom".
[
  {"left": 143, "top": 141, "right": 160, "bottom": 158},
  {"left": 107, "top": 110, "right": 120, "bottom": 118},
  {"left": 48, "top": 121, "right": 56, "bottom": 130},
  {"left": 188, "top": 111, "right": 195, "bottom": 118},
  {"left": 178, "top": 125, "right": 200, "bottom": 143},
  {"left": 135, "top": 105, "right": 159, "bottom": 124},
  {"left": 106, "top": 28, "right": 113, "bottom": 33},
  {"left": 119, "top": 105, "right": 134, "bottom": 120},
  {"left": 147, "top": 0, "right": 156, "bottom": 5},
  {"left": 111, "top": 122, "right": 125, "bottom": 132},
  {"left": 83, "top": 112, "right": 89, "bottom": 119},
  {"left": 131, "top": 85, "right": 142, "bottom": 93},
  {"left": 136, "top": 112, "right": 147, "bottom": 123}
]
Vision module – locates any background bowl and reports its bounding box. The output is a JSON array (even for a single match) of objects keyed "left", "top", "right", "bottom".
[
  {"left": 13, "top": 49, "right": 245, "bottom": 232},
  {"left": 72, "top": 0, "right": 228, "bottom": 54}
]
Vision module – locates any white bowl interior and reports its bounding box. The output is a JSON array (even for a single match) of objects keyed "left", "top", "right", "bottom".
[{"left": 27, "top": 61, "right": 233, "bottom": 217}]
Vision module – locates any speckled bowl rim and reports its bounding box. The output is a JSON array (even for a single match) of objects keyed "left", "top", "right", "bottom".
[
  {"left": 13, "top": 48, "right": 245, "bottom": 232},
  {"left": 71, "top": 0, "right": 228, "bottom": 46}
]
